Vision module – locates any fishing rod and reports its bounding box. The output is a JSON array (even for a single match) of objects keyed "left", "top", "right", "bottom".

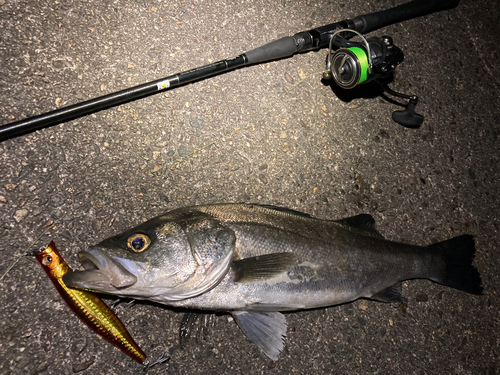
[{"left": 0, "top": 0, "right": 459, "bottom": 142}]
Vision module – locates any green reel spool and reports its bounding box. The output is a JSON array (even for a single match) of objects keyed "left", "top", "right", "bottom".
[{"left": 330, "top": 46, "right": 370, "bottom": 89}]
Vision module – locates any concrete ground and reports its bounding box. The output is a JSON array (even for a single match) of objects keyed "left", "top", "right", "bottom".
[{"left": 1, "top": 0, "right": 499, "bottom": 374}]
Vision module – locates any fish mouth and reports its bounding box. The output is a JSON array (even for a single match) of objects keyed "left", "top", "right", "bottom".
[{"left": 62, "top": 247, "right": 137, "bottom": 291}]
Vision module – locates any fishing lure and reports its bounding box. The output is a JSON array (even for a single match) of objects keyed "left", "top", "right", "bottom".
[{"left": 34, "top": 241, "right": 147, "bottom": 364}]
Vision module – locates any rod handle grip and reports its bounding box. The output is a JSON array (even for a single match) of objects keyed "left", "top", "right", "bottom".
[{"left": 244, "top": 37, "right": 298, "bottom": 64}]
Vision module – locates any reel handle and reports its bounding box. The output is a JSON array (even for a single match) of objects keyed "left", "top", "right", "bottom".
[
  {"left": 378, "top": 82, "right": 424, "bottom": 128},
  {"left": 392, "top": 98, "right": 424, "bottom": 129}
]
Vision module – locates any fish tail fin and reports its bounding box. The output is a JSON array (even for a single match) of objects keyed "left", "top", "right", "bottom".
[{"left": 430, "top": 235, "right": 482, "bottom": 295}]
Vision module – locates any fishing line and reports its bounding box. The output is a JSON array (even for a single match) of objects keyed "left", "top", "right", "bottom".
[{"left": 0, "top": 220, "right": 54, "bottom": 281}]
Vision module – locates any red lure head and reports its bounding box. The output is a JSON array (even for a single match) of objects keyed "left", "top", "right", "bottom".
[{"left": 34, "top": 241, "right": 71, "bottom": 279}]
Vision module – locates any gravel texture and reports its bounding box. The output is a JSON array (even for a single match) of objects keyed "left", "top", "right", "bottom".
[{"left": 1, "top": 0, "right": 499, "bottom": 374}]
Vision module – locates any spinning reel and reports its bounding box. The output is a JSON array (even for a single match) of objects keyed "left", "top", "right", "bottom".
[{"left": 323, "top": 30, "right": 424, "bottom": 128}]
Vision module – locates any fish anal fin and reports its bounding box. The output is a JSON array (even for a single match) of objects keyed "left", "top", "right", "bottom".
[
  {"left": 335, "top": 214, "right": 384, "bottom": 238},
  {"left": 232, "top": 253, "right": 296, "bottom": 283},
  {"left": 370, "top": 283, "right": 405, "bottom": 303},
  {"left": 231, "top": 311, "right": 287, "bottom": 361}
]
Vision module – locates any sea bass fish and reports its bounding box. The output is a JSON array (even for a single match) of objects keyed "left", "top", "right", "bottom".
[{"left": 63, "top": 204, "right": 482, "bottom": 360}]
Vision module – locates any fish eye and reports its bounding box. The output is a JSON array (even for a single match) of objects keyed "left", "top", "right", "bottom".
[
  {"left": 127, "top": 234, "right": 151, "bottom": 252},
  {"left": 42, "top": 255, "right": 53, "bottom": 266}
]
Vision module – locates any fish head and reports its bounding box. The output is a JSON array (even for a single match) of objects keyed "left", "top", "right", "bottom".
[{"left": 63, "top": 213, "right": 236, "bottom": 302}]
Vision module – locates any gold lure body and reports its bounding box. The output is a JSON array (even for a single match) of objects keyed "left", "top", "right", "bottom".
[{"left": 34, "top": 241, "right": 147, "bottom": 364}]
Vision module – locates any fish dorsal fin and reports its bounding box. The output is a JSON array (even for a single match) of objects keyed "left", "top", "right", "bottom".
[
  {"left": 370, "top": 283, "right": 405, "bottom": 303},
  {"left": 258, "top": 205, "right": 313, "bottom": 218},
  {"left": 335, "top": 214, "right": 384, "bottom": 238},
  {"left": 231, "top": 311, "right": 287, "bottom": 361},
  {"left": 232, "top": 252, "right": 297, "bottom": 282}
]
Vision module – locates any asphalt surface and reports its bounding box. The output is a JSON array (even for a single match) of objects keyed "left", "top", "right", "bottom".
[{"left": 1, "top": 0, "right": 499, "bottom": 374}]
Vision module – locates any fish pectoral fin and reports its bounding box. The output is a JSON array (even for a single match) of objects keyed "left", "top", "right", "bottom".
[
  {"left": 370, "top": 283, "right": 405, "bottom": 303},
  {"left": 335, "top": 214, "right": 384, "bottom": 238},
  {"left": 231, "top": 311, "right": 287, "bottom": 361},
  {"left": 232, "top": 253, "right": 296, "bottom": 282}
]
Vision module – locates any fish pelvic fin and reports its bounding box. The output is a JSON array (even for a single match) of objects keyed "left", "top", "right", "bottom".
[
  {"left": 370, "top": 283, "right": 405, "bottom": 303},
  {"left": 231, "top": 311, "right": 287, "bottom": 361},
  {"left": 429, "top": 235, "right": 483, "bottom": 295},
  {"left": 179, "top": 312, "right": 216, "bottom": 348}
]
